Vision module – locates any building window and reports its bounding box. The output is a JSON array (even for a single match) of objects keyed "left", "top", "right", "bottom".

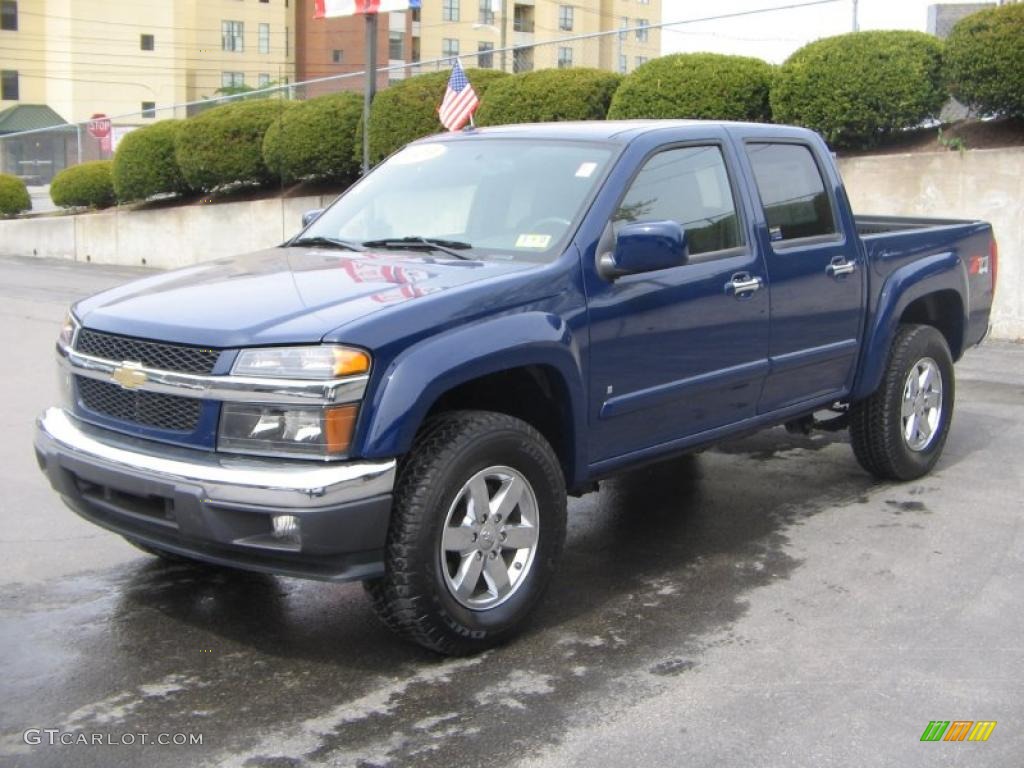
[
  {"left": 442, "top": 38, "right": 459, "bottom": 60},
  {"left": 258, "top": 23, "right": 270, "bottom": 54},
  {"left": 411, "top": 6, "right": 420, "bottom": 21},
  {"left": 222, "top": 20, "right": 244, "bottom": 52},
  {"left": 332, "top": 49, "right": 343, "bottom": 64},
  {"left": 140, "top": 33, "right": 154, "bottom": 51},
  {"left": 260, "top": 0, "right": 269, "bottom": 3},
  {"left": 477, "top": 41, "right": 494, "bottom": 68},
  {"left": 478, "top": 0, "right": 494, "bottom": 25},
  {"left": 618, "top": 54, "right": 627, "bottom": 74},
  {"left": 443, "top": 0, "right": 459, "bottom": 22},
  {"left": 635, "top": 56, "right": 648, "bottom": 67},
  {"left": 635, "top": 19, "right": 649, "bottom": 42},
  {"left": 513, "top": 46, "right": 533, "bottom": 73},
  {"left": 221, "top": 71, "right": 245, "bottom": 89},
  {"left": 1, "top": 70, "right": 18, "bottom": 100},
  {"left": 619, "top": 16, "right": 628, "bottom": 41},
  {"left": 558, "top": 5, "right": 574, "bottom": 32},
  {"left": 285, "top": 26, "right": 289, "bottom": 57},
  {"left": 557, "top": 46, "right": 572, "bottom": 69},
  {"left": 258, "top": 73, "right": 271, "bottom": 86},
  {"left": 1, "top": 1, "right": 16, "bottom": 32},
  {"left": 141, "top": 101, "right": 156, "bottom": 118},
  {"left": 411, "top": 36, "right": 421, "bottom": 63},
  {"left": 389, "top": 30, "right": 404, "bottom": 59}
]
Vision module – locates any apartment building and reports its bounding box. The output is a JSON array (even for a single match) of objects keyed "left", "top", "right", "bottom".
[
  {"left": 0, "top": 0, "right": 294, "bottom": 125},
  {"left": 410, "top": 0, "right": 661, "bottom": 74},
  {"left": 295, "top": 0, "right": 402, "bottom": 96}
]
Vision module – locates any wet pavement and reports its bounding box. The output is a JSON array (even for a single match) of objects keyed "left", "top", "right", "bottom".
[{"left": 1, "top": 256, "right": 1021, "bottom": 767}]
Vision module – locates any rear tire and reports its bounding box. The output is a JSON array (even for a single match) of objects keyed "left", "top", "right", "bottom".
[
  {"left": 849, "top": 324, "right": 955, "bottom": 481},
  {"left": 365, "top": 410, "right": 566, "bottom": 655}
]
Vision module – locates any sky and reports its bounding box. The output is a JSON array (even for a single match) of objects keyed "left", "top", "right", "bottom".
[{"left": 659, "top": 0, "right": 990, "bottom": 62}]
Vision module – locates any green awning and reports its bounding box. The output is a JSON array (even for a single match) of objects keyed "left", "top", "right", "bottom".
[{"left": 0, "top": 104, "right": 68, "bottom": 135}]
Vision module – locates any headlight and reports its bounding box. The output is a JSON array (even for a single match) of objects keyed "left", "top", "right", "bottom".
[
  {"left": 218, "top": 403, "right": 358, "bottom": 459},
  {"left": 58, "top": 312, "right": 78, "bottom": 349},
  {"left": 232, "top": 345, "right": 370, "bottom": 379}
]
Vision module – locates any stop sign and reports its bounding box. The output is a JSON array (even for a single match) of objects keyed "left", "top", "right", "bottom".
[{"left": 87, "top": 114, "right": 111, "bottom": 139}]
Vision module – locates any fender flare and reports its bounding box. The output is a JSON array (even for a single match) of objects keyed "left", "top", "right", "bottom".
[
  {"left": 851, "top": 251, "right": 968, "bottom": 400},
  {"left": 359, "top": 311, "right": 588, "bottom": 485}
]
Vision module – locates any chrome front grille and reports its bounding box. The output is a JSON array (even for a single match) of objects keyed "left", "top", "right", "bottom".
[
  {"left": 75, "top": 329, "right": 220, "bottom": 374},
  {"left": 75, "top": 375, "right": 202, "bottom": 432}
]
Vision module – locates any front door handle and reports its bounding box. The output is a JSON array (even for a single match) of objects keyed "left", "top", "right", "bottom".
[
  {"left": 725, "top": 273, "right": 763, "bottom": 298},
  {"left": 827, "top": 257, "right": 856, "bottom": 279}
]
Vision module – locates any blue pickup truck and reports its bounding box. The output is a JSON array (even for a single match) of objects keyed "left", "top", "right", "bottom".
[{"left": 35, "top": 121, "right": 997, "bottom": 654}]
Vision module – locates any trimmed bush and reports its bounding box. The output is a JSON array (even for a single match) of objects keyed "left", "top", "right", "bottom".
[
  {"left": 262, "top": 91, "right": 363, "bottom": 184},
  {"left": 365, "top": 68, "right": 509, "bottom": 165},
  {"left": 771, "top": 31, "right": 946, "bottom": 148},
  {"left": 476, "top": 68, "right": 622, "bottom": 126},
  {"left": 607, "top": 53, "right": 773, "bottom": 122},
  {"left": 945, "top": 4, "right": 1024, "bottom": 118},
  {"left": 50, "top": 161, "right": 116, "bottom": 209},
  {"left": 112, "top": 120, "right": 191, "bottom": 202},
  {"left": 175, "top": 99, "right": 293, "bottom": 191},
  {"left": 0, "top": 173, "right": 31, "bottom": 217}
]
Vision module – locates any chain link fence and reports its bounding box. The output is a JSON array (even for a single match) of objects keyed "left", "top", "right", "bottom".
[{"left": 0, "top": 20, "right": 643, "bottom": 202}]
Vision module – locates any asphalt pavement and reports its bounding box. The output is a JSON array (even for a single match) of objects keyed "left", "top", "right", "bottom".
[{"left": 0, "top": 255, "right": 1021, "bottom": 767}]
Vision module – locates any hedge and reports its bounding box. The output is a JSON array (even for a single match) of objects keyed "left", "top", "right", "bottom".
[
  {"left": 262, "top": 91, "right": 363, "bottom": 184},
  {"left": 112, "top": 120, "right": 191, "bottom": 202},
  {"left": 945, "top": 4, "right": 1024, "bottom": 118},
  {"left": 365, "top": 68, "right": 509, "bottom": 165},
  {"left": 0, "top": 173, "right": 31, "bottom": 217},
  {"left": 476, "top": 68, "right": 622, "bottom": 126},
  {"left": 50, "top": 161, "right": 116, "bottom": 209},
  {"left": 607, "top": 53, "right": 773, "bottom": 122},
  {"left": 771, "top": 31, "right": 946, "bottom": 148},
  {"left": 175, "top": 99, "right": 293, "bottom": 191}
]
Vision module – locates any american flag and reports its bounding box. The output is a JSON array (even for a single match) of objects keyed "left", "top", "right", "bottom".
[
  {"left": 314, "top": 0, "right": 419, "bottom": 18},
  {"left": 438, "top": 60, "right": 479, "bottom": 132}
]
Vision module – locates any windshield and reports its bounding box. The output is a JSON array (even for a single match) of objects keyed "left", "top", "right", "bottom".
[{"left": 303, "top": 139, "right": 615, "bottom": 260}]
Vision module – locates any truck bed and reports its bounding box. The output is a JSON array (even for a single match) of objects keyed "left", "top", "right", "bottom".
[{"left": 854, "top": 214, "right": 980, "bottom": 237}]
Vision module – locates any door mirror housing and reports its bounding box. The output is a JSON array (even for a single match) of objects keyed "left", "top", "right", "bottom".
[
  {"left": 599, "top": 220, "right": 689, "bottom": 280},
  {"left": 302, "top": 209, "right": 324, "bottom": 228}
]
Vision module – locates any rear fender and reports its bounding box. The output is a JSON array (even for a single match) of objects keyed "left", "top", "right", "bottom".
[{"left": 852, "top": 251, "right": 967, "bottom": 400}]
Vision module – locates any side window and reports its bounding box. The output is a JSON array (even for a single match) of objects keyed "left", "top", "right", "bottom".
[
  {"left": 614, "top": 146, "right": 743, "bottom": 256},
  {"left": 746, "top": 143, "right": 836, "bottom": 242}
]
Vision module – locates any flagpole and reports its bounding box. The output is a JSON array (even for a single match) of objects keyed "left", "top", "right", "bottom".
[{"left": 362, "top": 11, "right": 379, "bottom": 174}]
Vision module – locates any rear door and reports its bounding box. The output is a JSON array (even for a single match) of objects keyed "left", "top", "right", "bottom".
[
  {"left": 740, "top": 141, "right": 864, "bottom": 412},
  {"left": 585, "top": 136, "right": 770, "bottom": 465}
]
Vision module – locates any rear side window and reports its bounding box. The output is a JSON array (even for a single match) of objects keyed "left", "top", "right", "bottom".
[
  {"left": 614, "top": 145, "right": 742, "bottom": 256},
  {"left": 746, "top": 143, "right": 836, "bottom": 242}
]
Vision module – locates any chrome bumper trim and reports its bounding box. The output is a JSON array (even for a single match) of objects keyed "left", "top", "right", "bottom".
[
  {"left": 58, "top": 343, "right": 368, "bottom": 406},
  {"left": 35, "top": 407, "right": 395, "bottom": 508}
]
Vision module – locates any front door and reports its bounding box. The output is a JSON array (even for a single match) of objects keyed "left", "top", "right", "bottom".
[
  {"left": 741, "top": 141, "right": 864, "bottom": 412},
  {"left": 586, "top": 142, "right": 770, "bottom": 466}
]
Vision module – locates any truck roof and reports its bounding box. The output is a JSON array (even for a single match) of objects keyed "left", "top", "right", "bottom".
[{"left": 420, "top": 120, "right": 820, "bottom": 146}]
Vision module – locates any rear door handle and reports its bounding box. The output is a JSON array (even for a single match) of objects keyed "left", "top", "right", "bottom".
[
  {"left": 827, "top": 257, "right": 856, "bottom": 279},
  {"left": 725, "top": 273, "right": 763, "bottom": 298}
]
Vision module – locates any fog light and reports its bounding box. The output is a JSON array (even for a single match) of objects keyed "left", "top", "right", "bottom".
[{"left": 272, "top": 514, "right": 300, "bottom": 541}]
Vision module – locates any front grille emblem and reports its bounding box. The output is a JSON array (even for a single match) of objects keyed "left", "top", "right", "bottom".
[{"left": 111, "top": 362, "right": 147, "bottom": 390}]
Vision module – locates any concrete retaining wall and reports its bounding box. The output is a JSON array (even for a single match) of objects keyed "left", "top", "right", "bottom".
[
  {"left": 1, "top": 148, "right": 1021, "bottom": 340},
  {"left": 0, "top": 194, "right": 330, "bottom": 270},
  {"left": 838, "top": 148, "right": 1024, "bottom": 341}
]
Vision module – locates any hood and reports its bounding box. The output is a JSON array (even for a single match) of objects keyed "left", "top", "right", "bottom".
[{"left": 74, "top": 247, "right": 535, "bottom": 349}]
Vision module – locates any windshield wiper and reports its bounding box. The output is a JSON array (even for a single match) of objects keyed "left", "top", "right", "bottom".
[
  {"left": 362, "top": 236, "right": 474, "bottom": 260},
  {"left": 289, "top": 235, "right": 365, "bottom": 251}
]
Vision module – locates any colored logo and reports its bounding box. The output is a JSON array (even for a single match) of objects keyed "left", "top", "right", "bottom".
[
  {"left": 920, "top": 721, "right": 996, "bottom": 742},
  {"left": 112, "top": 363, "right": 147, "bottom": 390}
]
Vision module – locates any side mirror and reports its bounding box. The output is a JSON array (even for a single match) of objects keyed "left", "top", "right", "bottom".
[
  {"left": 302, "top": 209, "right": 324, "bottom": 228},
  {"left": 598, "top": 220, "right": 689, "bottom": 280}
]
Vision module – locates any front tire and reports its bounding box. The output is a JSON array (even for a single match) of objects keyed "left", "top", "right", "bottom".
[
  {"left": 849, "top": 324, "right": 955, "bottom": 481},
  {"left": 365, "top": 411, "right": 567, "bottom": 655}
]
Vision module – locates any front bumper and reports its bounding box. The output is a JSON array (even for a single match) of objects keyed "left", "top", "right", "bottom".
[{"left": 34, "top": 407, "right": 396, "bottom": 582}]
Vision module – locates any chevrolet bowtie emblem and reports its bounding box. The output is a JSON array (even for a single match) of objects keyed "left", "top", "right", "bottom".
[{"left": 112, "top": 363, "right": 147, "bottom": 389}]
